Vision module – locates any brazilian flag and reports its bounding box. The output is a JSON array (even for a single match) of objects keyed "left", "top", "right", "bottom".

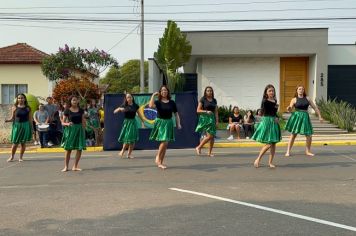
[{"left": 134, "top": 95, "right": 176, "bottom": 129}]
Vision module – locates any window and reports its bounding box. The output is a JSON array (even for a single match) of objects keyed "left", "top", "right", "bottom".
[{"left": 1, "top": 84, "right": 28, "bottom": 104}]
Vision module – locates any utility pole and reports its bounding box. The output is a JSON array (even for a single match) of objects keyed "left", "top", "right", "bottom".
[{"left": 140, "top": 0, "right": 145, "bottom": 93}]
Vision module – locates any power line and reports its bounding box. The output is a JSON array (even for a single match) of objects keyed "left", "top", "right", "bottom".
[
  {"left": 2, "top": 7, "right": 356, "bottom": 15},
  {"left": 108, "top": 25, "right": 140, "bottom": 52},
  {"left": 1, "top": 16, "right": 356, "bottom": 23},
  {"left": 0, "top": 0, "right": 349, "bottom": 9}
]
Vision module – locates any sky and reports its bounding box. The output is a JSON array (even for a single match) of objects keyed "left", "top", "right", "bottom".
[{"left": 1, "top": 0, "right": 356, "bottom": 75}]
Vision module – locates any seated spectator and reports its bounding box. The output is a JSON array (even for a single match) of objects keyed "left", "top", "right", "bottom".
[
  {"left": 254, "top": 109, "right": 263, "bottom": 130},
  {"left": 227, "top": 106, "right": 243, "bottom": 140},
  {"left": 243, "top": 110, "right": 255, "bottom": 139}
]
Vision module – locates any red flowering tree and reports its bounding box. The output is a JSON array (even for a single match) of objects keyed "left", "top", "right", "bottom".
[
  {"left": 52, "top": 77, "right": 100, "bottom": 104},
  {"left": 42, "top": 44, "right": 118, "bottom": 103}
]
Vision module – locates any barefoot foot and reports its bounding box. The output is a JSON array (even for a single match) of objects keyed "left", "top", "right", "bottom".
[
  {"left": 285, "top": 153, "right": 290, "bottom": 157},
  {"left": 127, "top": 155, "right": 134, "bottom": 159},
  {"left": 72, "top": 167, "right": 82, "bottom": 171},
  {"left": 195, "top": 147, "right": 201, "bottom": 155},
  {"left": 61, "top": 167, "right": 69, "bottom": 172},
  {"left": 306, "top": 152, "right": 315, "bottom": 157},
  {"left": 119, "top": 151, "right": 124, "bottom": 158},
  {"left": 157, "top": 164, "right": 167, "bottom": 170},
  {"left": 269, "top": 164, "right": 276, "bottom": 168},
  {"left": 208, "top": 153, "right": 214, "bottom": 157},
  {"left": 18, "top": 158, "right": 23, "bottom": 162},
  {"left": 253, "top": 160, "right": 260, "bottom": 168},
  {"left": 7, "top": 157, "right": 14, "bottom": 162}
]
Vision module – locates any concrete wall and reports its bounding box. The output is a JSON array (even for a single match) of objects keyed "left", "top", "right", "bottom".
[
  {"left": 0, "top": 64, "right": 50, "bottom": 103},
  {"left": 328, "top": 45, "right": 356, "bottom": 65},
  {"left": 198, "top": 57, "right": 280, "bottom": 109},
  {"left": 148, "top": 58, "right": 163, "bottom": 93}
]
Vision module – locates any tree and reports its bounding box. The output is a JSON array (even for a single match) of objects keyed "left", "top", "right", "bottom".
[
  {"left": 52, "top": 77, "right": 100, "bottom": 104},
  {"left": 100, "top": 59, "right": 148, "bottom": 93},
  {"left": 154, "top": 20, "right": 192, "bottom": 92},
  {"left": 154, "top": 20, "right": 192, "bottom": 72},
  {"left": 42, "top": 44, "right": 118, "bottom": 81},
  {"left": 42, "top": 44, "right": 118, "bottom": 102}
]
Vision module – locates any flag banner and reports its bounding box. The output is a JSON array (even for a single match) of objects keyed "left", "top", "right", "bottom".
[
  {"left": 104, "top": 92, "right": 200, "bottom": 150},
  {"left": 134, "top": 95, "right": 176, "bottom": 129}
]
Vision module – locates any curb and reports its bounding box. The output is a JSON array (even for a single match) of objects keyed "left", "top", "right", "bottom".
[
  {"left": 0, "top": 141, "right": 355, "bottom": 154},
  {"left": 0, "top": 146, "right": 103, "bottom": 154},
  {"left": 212, "top": 140, "right": 356, "bottom": 148}
]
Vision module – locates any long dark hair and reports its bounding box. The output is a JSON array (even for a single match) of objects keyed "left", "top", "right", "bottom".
[
  {"left": 246, "top": 110, "right": 255, "bottom": 121},
  {"left": 158, "top": 85, "right": 171, "bottom": 101},
  {"left": 203, "top": 86, "right": 214, "bottom": 99},
  {"left": 121, "top": 93, "right": 136, "bottom": 106},
  {"left": 14, "top": 93, "right": 29, "bottom": 107},
  {"left": 67, "top": 95, "right": 79, "bottom": 108},
  {"left": 261, "top": 84, "right": 277, "bottom": 106},
  {"left": 294, "top": 85, "right": 307, "bottom": 98}
]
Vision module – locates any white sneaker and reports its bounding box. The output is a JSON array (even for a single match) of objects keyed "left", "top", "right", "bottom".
[
  {"left": 47, "top": 142, "right": 54, "bottom": 147},
  {"left": 34, "top": 141, "right": 39, "bottom": 145},
  {"left": 227, "top": 135, "right": 234, "bottom": 140},
  {"left": 246, "top": 137, "right": 250, "bottom": 139}
]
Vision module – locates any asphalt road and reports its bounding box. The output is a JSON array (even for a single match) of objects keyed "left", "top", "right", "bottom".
[{"left": 0, "top": 145, "right": 356, "bottom": 236}]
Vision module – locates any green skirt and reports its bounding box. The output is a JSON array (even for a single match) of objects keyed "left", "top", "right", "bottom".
[
  {"left": 285, "top": 110, "right": 313, "bottom": 135},
  {"left": 252, "top": 116, "right": 281, "bottom": 144},
  {"left": 149, "top": 118, "right": 175, "bottom": 142},
  {"left": 195, "top": 113, "right": 216, "bottom": 136},
  {"left": 119, "top": 118, "right": 139, "bottom": 144},
  {"left": 61, "top": 124, "right": 86, "bottom": 150},
  {"left": 11, "top": 121, "right": 32, "bottom": 144}
]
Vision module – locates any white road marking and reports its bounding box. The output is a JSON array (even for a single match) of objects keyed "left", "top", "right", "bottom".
[
  {"left": 332, "top": 150, "right": 356, "bottom": 162},
  {"left": 170, "top": 188, "right": 356, "bottom": 232}
]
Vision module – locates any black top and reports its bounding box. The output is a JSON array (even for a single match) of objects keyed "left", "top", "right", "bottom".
[
  {"left": 262, "top": 99, "right": 278, "bottom": 117},
  {"left": 155, "top": 100, "right": 177, "bottom": 119},
  {"left": 14, "top": 106, "right": 30, "bottom": 122},
  {"left": 122, "top": 103, "right": 139, "bottom": 119},
  {"left": 200, "top": 97, "right": 217, "bottom": 112},
  {"left": 230, "top": 114, "right": 242, "bottom": 123},
  {"left": 295, "top": 97, "right": 310, "bottom": 111},
  {"left": 64, "top": 108, "right": 84, "bottom": 124}
]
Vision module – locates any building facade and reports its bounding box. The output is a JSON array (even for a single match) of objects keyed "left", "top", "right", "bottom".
[{"left": 0, "top": 43, "right": 50, "bottom": 104}]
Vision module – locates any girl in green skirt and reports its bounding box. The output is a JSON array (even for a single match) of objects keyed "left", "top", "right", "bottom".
[
  {"left": 61, "top": 96, "right": 86, "bottom": 172},
  {"left": 252, "top": 84, "right": 281, "bottom": 168},
  {"left": 195, "top": 86, "right": 219, "bottom": 157},
  {"left": 114, "top": 93, "right": 144, "bottom": 159},
  {"left": 5, "top": 93, "right": 32, "bottom": 162},
  {"left": 149, "top": 86, "right": 182, "bottom": 169},
  {"left": 285, "top": 85, "right": 323, "bottom": 157}
]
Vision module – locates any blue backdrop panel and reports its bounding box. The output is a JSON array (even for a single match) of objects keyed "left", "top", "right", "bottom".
[{"left": 103, "top": 92, "right": 200, "bottom": 150}]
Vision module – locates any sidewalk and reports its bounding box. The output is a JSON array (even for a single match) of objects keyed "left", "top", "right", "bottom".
[{"left": 0, "top": 134, "right": 355, "bottom": 153}]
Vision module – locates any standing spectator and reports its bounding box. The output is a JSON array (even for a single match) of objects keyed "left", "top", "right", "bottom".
[
  {"left": 32, "top": 106, "right": 40, "bottom": 146},
  {"left": 227, "top": 106, "right": 243, "bottom": 140},
  {"left": 44, "top": 97, "right": 58, "bottom": 147},
  {"left": 87, "top": 99, "right": 100, "bottom": 146},
  {"left": 243, "top": 110, "right": 255, "bottom": 139},
  {"left": 33, "top": 104, "right": 49, "bottom": 148}
]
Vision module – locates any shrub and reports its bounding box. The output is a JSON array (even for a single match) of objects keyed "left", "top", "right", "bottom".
[{"left": 316, "top": 98, "right": 356, "bottom": 132}]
